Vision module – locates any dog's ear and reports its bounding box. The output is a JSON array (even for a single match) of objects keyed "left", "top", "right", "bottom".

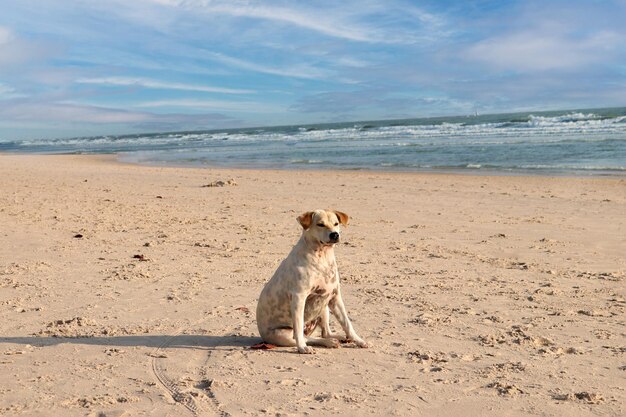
[
  {"left": 334, "top": 210, "right": 349, "bottom": 226},
  {"left": 297, "top": 211, "right": 315, "bottom": 230}
]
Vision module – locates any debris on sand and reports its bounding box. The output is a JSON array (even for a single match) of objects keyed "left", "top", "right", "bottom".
[
  {"left": 250, "top": 343, "right": 277, "bottom": 350},
  {"left": 202, "top": 179, "right": 238, "bottom": 188}
]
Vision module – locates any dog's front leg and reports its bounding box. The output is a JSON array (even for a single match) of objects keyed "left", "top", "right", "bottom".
[
  {"left": 291, "top": 293, "right": 313, "bottom": 354},
  {"left": 329, "top": 288, "right": 368, "bottom": 348}
]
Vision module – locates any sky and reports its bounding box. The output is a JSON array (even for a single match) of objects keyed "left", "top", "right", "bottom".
[{"left": 0, "top": 0, "right": 625, "bottom": 140}]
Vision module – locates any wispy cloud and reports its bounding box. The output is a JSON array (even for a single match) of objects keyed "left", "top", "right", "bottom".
[
  {"left": 198, "top": 3, "right": 375, "bottom": 43},
  {"left": 76, "top": 77, "right": 254, "bottom": 94},
  {"left": 0, "top": 25, "right": 61, "bottom": 70},
  {"left": 0, "top": 82, "right": 24, "bottom": 99},
  {"left": 0, "top": 100, "right": 151, "bottom": 124},
  {"left": 291, "top": 89, "right": 472, "bottom": 118},
  {"left": 135, "top": 98, "right": 285, "bottom": 113},
  {"left": 0, "top": 98, "right": 239, "bottom": 130},
  {"left": 144, "top": 0, "right": 434, "bottom": 44},
  {"left": 202, "top": 51, "right": 330, "bottom": 80}
]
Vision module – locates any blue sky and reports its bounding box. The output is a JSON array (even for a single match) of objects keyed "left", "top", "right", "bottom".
[{"left": 1, "top": 0, "right": 625, "bottom": 140}]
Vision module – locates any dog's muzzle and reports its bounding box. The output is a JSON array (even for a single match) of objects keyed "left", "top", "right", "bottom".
[{"left": 329, "top": 232, "right": 340, "bottom": 243}]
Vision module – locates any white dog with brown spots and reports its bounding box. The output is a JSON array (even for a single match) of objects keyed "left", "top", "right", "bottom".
[{"left": 256, "top": 209, "right": 368, "bottom": 354}]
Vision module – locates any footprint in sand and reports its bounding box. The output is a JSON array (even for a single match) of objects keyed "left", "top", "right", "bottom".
[{"left": 150, "top": 333, "right": 257, "bottom": 417}]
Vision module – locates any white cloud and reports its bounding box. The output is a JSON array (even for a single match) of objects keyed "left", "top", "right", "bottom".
[
  {"left": 0, "top": 101, "right": 150, "bottom": 123},
  {"left": 204, "top": 51, "right": 331, "bottom": 80},
  {"left": 142, "top": 0, "right": 439, "bottom": 44},
  {"left": 334, "top": 57, "right": 370, "bottom": 68},
  {"left": 0, "top": 83, "right": 26, "bottom": 100},
  {"left": 142, "top": 0, "right": 370, "bottom": 42},
  {"left": 76, "top": 76, "right": 254, "bottom": 94},
  {"left": 199, "top": 3, "right": 374, "bottom": 43},
  {"left": 465, "top": 28, "right": 624, "bottom": 72},
  {"left": 0, "top": 26, "right": 14, "bottom": 44},
  {"left": 0, "top": 26, "right": 61, "bottom": 69},
  {"left": 0, "top": 100, "right": 239, "bottom": 128},
  {"left": 135, "top": 98, "right": 285, "bottom": 112},
  {"left": 0, "top": 83, "right": 16, "bottom": 96}
]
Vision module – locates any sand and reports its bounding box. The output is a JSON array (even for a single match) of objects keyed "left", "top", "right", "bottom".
[{"left": 0, "top": 154, "right": 624, "bottom": 417}]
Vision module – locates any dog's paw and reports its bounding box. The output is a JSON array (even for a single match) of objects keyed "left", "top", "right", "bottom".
[
  {"left": 298, "top": 346, "right": 314, "bottom": 354},
  {"left": 355, "top": 339, "right": 368, "bottom": 348},
  {"left": 325, "top": 338, "right": 340, "bottom": 348}
]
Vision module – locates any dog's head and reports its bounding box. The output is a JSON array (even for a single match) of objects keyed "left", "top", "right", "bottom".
[{"left": 297, "top": 209, "right": 349, "bottom": 246}]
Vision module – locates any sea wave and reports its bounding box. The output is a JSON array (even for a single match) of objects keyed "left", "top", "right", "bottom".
[
  {"left": 370, "top": 162, "right": 626, "bottom": 172},
  {"left": 3, "top": 108, "right": 625, "bottom": 175},
  {"left": 527, "top": 113, "right": 626, "bottom": 127},
  {"left": 7, "top": 112, "right": 626, "bottom": 150}
]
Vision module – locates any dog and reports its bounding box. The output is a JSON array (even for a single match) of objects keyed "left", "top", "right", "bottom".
[{"left": 256, "top": 209, "right": 367, "bottom": 354}]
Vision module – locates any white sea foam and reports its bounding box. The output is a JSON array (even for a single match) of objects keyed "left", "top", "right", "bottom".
[{"left": 289, "top": 159, "right": 323, "bottom": 164}]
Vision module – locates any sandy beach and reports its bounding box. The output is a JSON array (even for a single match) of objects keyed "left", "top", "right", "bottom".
[{"left": 0, "top": 154, "right": 624, "bottom": 417}]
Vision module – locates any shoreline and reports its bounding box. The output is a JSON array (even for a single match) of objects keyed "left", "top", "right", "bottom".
[
  {"left": 113, "top": 152, "right": 626, "bottom": 178},
  {"left": 4, "top": 151, "right": 626, "bottom": 179},
  {"left": 1, "top": 153, "right": 624, "bottom": 416},
  {"left": 120, "top": 157, "right": 626, "bottom": 179}
]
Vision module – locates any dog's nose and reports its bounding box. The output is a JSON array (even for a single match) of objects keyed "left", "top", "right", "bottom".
[{"left": 329, "top": 232, "right": 340, "bottom": 242}]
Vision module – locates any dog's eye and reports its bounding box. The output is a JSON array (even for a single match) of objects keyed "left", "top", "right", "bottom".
[
  {"left": 317, "top": 223, "right": 325, "bottom": 227},
  {"left": 334, "top": 222, "right": 339, "bottom": 226}
]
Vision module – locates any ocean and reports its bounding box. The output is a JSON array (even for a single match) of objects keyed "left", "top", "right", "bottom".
[{"left": 2, "top": 107, "right": 625, "bottom": 175}]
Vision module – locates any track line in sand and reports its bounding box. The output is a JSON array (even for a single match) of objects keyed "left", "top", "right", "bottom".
[{"left": 150, "top": 329, "right": 231, "bottom": 417}]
